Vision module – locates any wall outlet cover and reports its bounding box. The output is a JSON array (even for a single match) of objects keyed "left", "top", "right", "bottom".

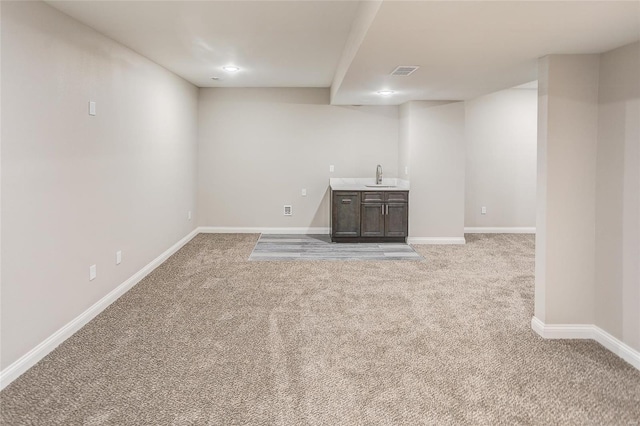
[{"left": 284, "top": 205, "right": 292, "bottom": 216}]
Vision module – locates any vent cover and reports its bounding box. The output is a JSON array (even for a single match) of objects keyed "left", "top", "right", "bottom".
[{"left": 391, "top": 66, "right": 419, "bottom": 76}]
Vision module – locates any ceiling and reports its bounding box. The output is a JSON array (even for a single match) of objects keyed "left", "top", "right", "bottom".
[
  {"left": 47, "top": 1, "right": 360, "bottom": 88},
  {"left": 46, "top": 1, "right": 640, "bottom": 105},
  {"left": 332, "top": 1, "right": 640, "bottom": 105}
]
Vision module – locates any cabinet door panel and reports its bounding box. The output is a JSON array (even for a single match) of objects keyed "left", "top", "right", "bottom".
[
  {"left": 385, "top": 203, "right": 408, "bottom": 237},
  {"left": 361, "top": 203, "right": 385, "bottom": 237},
  {"left": 332, "top": 192, "right": 360, "bottom": 237},
  {"left": 385, "top": 191, "right": 408, "bottom": 203},
  {"left": 362, "top": 192, "right": 384, "bottom": 203}
]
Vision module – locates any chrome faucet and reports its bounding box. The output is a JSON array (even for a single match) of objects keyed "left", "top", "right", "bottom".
[{"left": 376, "top": 164, "right": 383, "bottom": 185}]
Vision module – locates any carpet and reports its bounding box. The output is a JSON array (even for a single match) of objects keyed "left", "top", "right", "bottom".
[
  {"left": 249, "top": 234, "right": 423, "bottom": 261},
  {"left": 1, "top": 233, "right": 639, "bottom": 425}
]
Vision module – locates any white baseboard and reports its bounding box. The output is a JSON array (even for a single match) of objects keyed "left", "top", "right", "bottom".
[
  {"left": 199, "top": 226, "right": 330, "bottom": 235},
  {"left": 531, "top": 317, "right": 640, "bottom": 371},
  {"left": 0, "top": 228, "right": 200, "bottom": 391},
  {"left": 464, "top": 227, "right": 536, "bottom": 234},
  {"left": 407, "top": 237, "right": 466, "bottom": 245}
]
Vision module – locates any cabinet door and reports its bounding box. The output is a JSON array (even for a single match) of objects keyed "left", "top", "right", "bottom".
[
  {"left": 362, "top": 191, "right": 384, "bottom": 203},
  {"left": 385, "top": 203, "right": 408, "bottom": 237},
  {"left": 385, "top": 191, "right": 408, "bottom": 203},
  {"left": 361, "top": 203, "right": 385, "bottom": 237},
  {"left": 332, "top": 192, "right": 361, "bottom": 237}
]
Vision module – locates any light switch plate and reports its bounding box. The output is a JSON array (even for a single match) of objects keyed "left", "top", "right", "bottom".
[
  {"left": 89, "top": 101, "right": 96, "bottom": 116},
  {"left": 329, "top": 165, "right": 334, "bottom": 172},
  {"left": 89, "top": 264, "right": 97, "bottom": 280},
  {"left": 116, "top": 251, "right": 122, "bottom": 265},
  {"left": 301, "top": 188, "right": 307, "bottom": 196}
]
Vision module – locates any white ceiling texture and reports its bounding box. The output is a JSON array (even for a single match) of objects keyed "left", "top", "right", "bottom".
[{"left": 47, "top": 0, "right": 640, "bottom": 105}]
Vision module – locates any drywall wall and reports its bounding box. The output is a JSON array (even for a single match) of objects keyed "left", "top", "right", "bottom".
[
  {"left": 397, "top": 103, "right": 411, "bottom": 181},
  {"left": 197, "top": 88, "right": 398, "bottom": 229},
  {"left": 1, "top": 1, "right": 198, "bottom": 370},
  {"left": 596, "top": 41, "right": 640, "bottom": 351},
  {"left": 535, "top": 54, "right": 599, "bottom": 324},
  {"left": 398, "top": 101, "right": 466, "bottom": 240},
  {"left": 465, "top": 89, "right": 537, "bottom": 228},
  {"left": 535, "top": 58, "right": 549, "bottom": 320}
]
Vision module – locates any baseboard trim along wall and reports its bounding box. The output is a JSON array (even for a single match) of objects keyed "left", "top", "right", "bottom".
[
  {"left": 464, "top": 227, "right": 536, "bottom": 234},
  {"left": 408, "top": 237, "right": 466, "bottom": 245},
  {"left": 199, "top": 226, "right": 331, "bottom": 235},
  {"left": 0, "top": 228, "right": 200, "bottom": 391},
  {"left": 531, "top": 317, "right": 640, "bottom": 371}
]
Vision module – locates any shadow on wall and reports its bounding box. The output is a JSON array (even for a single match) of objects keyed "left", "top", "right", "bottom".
[
  {"left": 310, "top": 187, "right": 331, "bottom": 228},
  {"left": 336, "top": 105, "right": 401, "bottom": 119},
  {"left": 209, "top": 88, "right": 329, "bottom": 105},
  {"left": 209, "top": 88, "right": 399, "bottom": 120}
]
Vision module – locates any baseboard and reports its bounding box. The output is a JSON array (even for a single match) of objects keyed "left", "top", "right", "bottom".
[
  {"left": 0, "top": 228, "right": 200, "bottom": 391},
  {"left": 530, "top": 317, "right": 593, "bottom": 339},
  {"left": 198, "top": 226, "right": 330, "bottom": 235},
  {"left": 407, "top": 237, "right": 466, "bottom": 245},
  {"left": 464, "top": 227, "right": 536, "bottom": 234},
  {"left": 531, "top": 317, "right": 640, "bottom": 371}
]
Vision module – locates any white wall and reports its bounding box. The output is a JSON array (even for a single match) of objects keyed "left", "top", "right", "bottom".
[
  {"left": 1, "top": 1, "right": 199, "bottom": 370},
  {"left": 596, "top": 42, "right": 640, "bottom": 351},
  {"left": 535, "top": 54, "right": 600, "bottom": 325},
  {"left": 535, "top": 45, "right": 640, "bottom": 356},
  {"left": 465, "top": 89, "right": 537, "bottom": 228},
  {"left": 197, "top": 88, "right": 398, "bottom": 229},
  {"left": 399, "top": 101, "right": 466, "bottom": 240},
  {"left": 397, "top": 103, "right": 411, "bottom": 180}
]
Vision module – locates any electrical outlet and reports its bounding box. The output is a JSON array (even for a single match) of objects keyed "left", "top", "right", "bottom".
[
  {"left": 284, "top": 205, "right": 292, "bottom": 216},
  {"left": 405, "top": 166, "right": 409, "bottom": 175},
  {"left": 481, "top": 206, "right": 487, "bottom": 215},
  {"left": 89, "top": 264, "right": 97, "bottom": 281},
  {"left": 329, "top": 165, "right": 334, "bottom": 172},
  {"left": 116, "top": 250, "right": 122, "bottom": 265},
  {"left": 301, "top": 188, "right": 307, "bottom": 196}
]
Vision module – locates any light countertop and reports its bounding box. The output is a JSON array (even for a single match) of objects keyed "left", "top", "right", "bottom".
[{"left": 329, "top": 178, "right": 410, "bottom": 191}]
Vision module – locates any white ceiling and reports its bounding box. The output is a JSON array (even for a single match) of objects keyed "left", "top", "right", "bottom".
[
  {"left": 47, "top": 1, "right": 360, "bottom": 88},
  {"left": 332, "top": 0, "right": 640, "bottom": 104},
  {"left": 46, "top": 1, "right": 640, "bottom": 105}
]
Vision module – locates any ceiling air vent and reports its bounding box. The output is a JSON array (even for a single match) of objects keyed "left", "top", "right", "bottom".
[{"left": 391, "top": 66, "right": 419, "bottom": 76}]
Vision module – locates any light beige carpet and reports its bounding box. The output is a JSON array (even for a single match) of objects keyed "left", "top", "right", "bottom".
[{"left": 1, "top": 233, "right": 639, "bottom": 425}]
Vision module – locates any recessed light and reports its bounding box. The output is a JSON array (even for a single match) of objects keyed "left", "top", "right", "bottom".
[
  {"left": 376, "top": 90, "right": 395, "bottom": 96},
  {"left": 222, "top": 66, "right": 240, "bottom": 72}
]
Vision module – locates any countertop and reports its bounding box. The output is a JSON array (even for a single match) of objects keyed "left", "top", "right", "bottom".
[{"left": 329, "top": 178, "right": 410, "bottom": 191}]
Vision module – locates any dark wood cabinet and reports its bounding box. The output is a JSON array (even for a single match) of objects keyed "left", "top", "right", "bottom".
[
  {"left": 361, "top": 203, "right": 385, "bottom": 237},
  {"left": 331, "top": 191, "right": 361, "bottom": 237},
  {"left": 331, "top": 190, "right": 408, "bottom": 242},
  {"left": 385, "top": 203, "right": 408, "bottom": 237}
]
